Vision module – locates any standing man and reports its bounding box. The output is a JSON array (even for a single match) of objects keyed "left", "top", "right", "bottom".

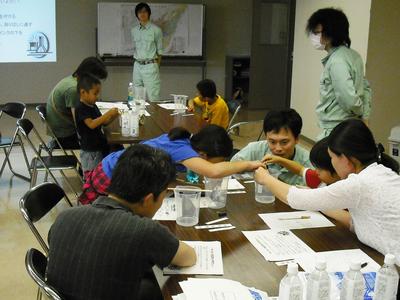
[{"left": 132, "top": 2, "right": 163, "bottom": 101}]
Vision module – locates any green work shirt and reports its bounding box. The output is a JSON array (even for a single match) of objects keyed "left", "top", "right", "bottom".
[
  {"left": 46, "top": 76, "right": 79, "bottom": 138},
  {"left": 131, "top": 22, "right": 163, "bottom": 60},
  {"left": 316, "top": 46, "right": 372, "bottom": 135},
  {"left": 231, "top": 141, "right": 312, "bottom": 186}
]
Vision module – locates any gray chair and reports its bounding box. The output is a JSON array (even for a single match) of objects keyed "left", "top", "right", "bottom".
[
  {"left": 227, "top": 103, "right": 242, "bottom": 132},
  {"left": 25, "top": 248, "right": 63, "bottom": 300},
  {"left": 0, "top": 102, "right": 30, "bottom": 181},
  {"left": 20, "top": 182, "right": 71, "bottom": 256},
  {"left": 16, "top": 118, "right": 79, "bottom": 202}
]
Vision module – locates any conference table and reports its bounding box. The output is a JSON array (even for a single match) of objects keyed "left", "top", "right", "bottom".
[
  {"left": 104, "top": 102, "right": 207, "bottom": 144},
  {"left": 158, "top": 180, "right": 384, "bottom": 299},
  {"left": 102, "top": 101, "right": 384, "bottom": 298}
]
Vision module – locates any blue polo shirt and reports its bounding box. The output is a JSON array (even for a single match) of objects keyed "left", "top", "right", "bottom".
[{"left": 102, "top": 134, "right": 199, "bottom": 178}]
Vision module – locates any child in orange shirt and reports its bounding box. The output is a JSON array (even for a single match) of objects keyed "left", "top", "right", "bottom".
[{"left": 188, "top": 79, "right": 229, "bottom": 129}]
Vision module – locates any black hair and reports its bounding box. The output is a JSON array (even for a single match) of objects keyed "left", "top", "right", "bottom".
[
  {"left": 328, "top": 119, "right": 399, "bottom": 174},
  {"left": 306, "top": 8, "right": 351, "bottom": 48},
  {"left": 310, "top": 137, "right": 336, "bottom": 174},
  {"left": 77, "top": 73, "right": 101, "bottom": 94},
  {"left": 168, "top": 125, "right": 233, "bottom": 158},
  {"left": 108, "top": 144, "right": 176, "bottom": 203},
  {"left": 73, "top": 56, "right": 108, "bottom": 79},
  {"left": 263, "top": 109, "right": 302, "bottom": 138},
  {"left": 135, "top": 2, "right": 151, "bottom": 18},
  {"left": 196, "top": 79, "right": 217, "bottom": 99}
]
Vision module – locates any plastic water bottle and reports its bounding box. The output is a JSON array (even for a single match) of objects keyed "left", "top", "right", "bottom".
[
  {"left": 129, "top": 108, "right": 139, "bottom": 137},
  {"left": 340, "top": 261, "right": 365, "bottom": 300},
  {"left": 127, "top": 82, "right": 134, "bottom": 105},
  {"left": 373, "top": 254, "right": 399, "bottom": 300},
  {"left": 279, "top": 262, "right": 303, "bottom": 300},
  {"left": 306, "top": 258, "right": 331, "bottom": 300},
  {"left": 121, "top": 110, "right": 130, "bottom": 137},
  {"left": 186, "top": 169, "right": 199, "bottom": 183}
]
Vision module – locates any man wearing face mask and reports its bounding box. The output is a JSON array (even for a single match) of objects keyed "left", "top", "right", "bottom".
[{"left": 306, "top": 8, "right": 372, "bottom": 140}]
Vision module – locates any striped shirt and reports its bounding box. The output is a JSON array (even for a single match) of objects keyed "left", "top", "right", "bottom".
[{"left": 46, "top": 196, "right": 179, "bottom": 300}]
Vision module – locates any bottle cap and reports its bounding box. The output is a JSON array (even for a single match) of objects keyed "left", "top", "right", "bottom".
[
  {"left": 350, "top": 261, "right": 361, "bottom": 271},
  {"left": 287, "top": 262, "right": 298, "bottom": 275},
  {"left": 384, "top": 254, "right": 396, "bottom": 265}
]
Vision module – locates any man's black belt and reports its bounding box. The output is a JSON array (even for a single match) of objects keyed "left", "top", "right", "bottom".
[{"left": 135, "top": 59, "right": 157, "bottom": 65}]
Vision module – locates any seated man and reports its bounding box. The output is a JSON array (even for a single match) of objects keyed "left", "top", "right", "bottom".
[
  {"left": 231, "top": 109, "right": 311, "bottom": 185},
  {"left": 188, "top": 79, "right": 229, "bottom": 129},
  {"left": 46, "top": 144, "right": 196, "bottom": 300}
]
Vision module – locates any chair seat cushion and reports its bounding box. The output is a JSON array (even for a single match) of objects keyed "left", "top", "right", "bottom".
[
  {"left": 0, "top": 137, "right": 21, "bottom": 147},
  {"left": 30, "top": 155, "right": 78, "bottom": 170}
]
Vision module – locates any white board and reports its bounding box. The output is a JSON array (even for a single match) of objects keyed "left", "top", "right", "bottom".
[{"left": 98, "top": 2, "right": 204, "bottom": 57}]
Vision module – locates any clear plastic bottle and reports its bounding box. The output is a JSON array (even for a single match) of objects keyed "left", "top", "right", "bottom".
[
  {"left": 279, "top": 262, "right": 303, "bottom": 300},
  {"left": 121, "top": 110, "right": 130, "bottom": 137},
  {"left": 129, "top": 108, "right": 139, "bottom": 137},
  {"left": 127, "top": 82, "right": 134, "bottom": 105},
  {"left": 340, "top": 261, "right": 365, "bottom": 300},
  {"left": 306, "top": 258, "right": 331, "bottom": 300},
  {"left": 373, "top": 254, "right": 399, "bottom": 300}
]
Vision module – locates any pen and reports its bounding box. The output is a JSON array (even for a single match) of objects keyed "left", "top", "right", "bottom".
[
  {"left": 361, "top": 262, "right": 368, "bottom": 269},
  {"left": 278, "top": 215, "right": 311, "bottom": 220}
]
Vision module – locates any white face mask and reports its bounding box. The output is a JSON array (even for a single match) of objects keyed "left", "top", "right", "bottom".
[{"left": 310, "top": 33, "right": 325, "bottom": 50}]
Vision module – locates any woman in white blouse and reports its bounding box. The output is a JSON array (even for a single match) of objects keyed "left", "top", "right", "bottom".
[{"left": 254, "top": 119, "right": 400, "bottom": 263}]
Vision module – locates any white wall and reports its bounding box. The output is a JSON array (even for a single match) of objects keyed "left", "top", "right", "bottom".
[
  {"left": 290, "top": 0, "right": 371, "bottom": 140},
  {"left": 0, "top": 0, "right": 252, "bottom": 104}
]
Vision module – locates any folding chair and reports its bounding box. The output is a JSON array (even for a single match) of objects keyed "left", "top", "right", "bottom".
[
  {"left": 227, "top": 120, "right": 264, "bottom": 156},
  {"left": 0, "top": 102, "right": 31, "bottom": 181},
  {"left": 227, "top": 103, "right": 242, "bottom": 132},
  {"left": 35, "top": 104, "right": 82, "bottom": 169},
  {"left": 16, "top": 118, "right": 80, "bottom": 201},
  {"left": 25, "top": 248, "right": 63, "bottom": 300},
  {"left": 20, "top": 182, "right": 71, "bottom": 256}
]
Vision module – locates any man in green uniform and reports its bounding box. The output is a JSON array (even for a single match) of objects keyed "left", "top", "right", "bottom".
[{"left": 132, "top": 2, "right": 163, "bottom": 101}]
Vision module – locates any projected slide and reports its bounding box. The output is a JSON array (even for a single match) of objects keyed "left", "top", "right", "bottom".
[{"left": 0, "top": 0, "right": 56, "bottom": 63}]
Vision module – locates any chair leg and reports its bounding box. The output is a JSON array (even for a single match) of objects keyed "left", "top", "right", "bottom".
[
  {"left": 1, "top": 142, "right": 31, "bottom": 182},
  {"left": 30, "top": 170, "right": 38, "bottom": 188},
  {"left": 60, "top": 170, "right": 79, "bottom": 198},
  {"left": 0, "top": 148, "right": 8, "bottom": 177},
  {"left": 36, "top": 286, "right": 42, "bottom": 300},
  {"left": 44, "top": 171, "right": 49, "bottom": 182}
]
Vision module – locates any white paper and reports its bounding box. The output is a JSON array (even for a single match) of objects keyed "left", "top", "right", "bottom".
[
  {"left": 258, "top": 211, "right": 335, "bottom": 230},
  {"left": 152, "top": 197, "right": 208, "bottom": 221},
  {"left": 295, "top": 249, "right": 380, "bottom": 273},
  {"left": 179, "top": 278, "right": 254, "bottom": 300},
  {"left": 97, "top": 101, "right": 128, "bottom": 110},
  {"left": 227, "top": 178, "right": 245, "bottom": 190},
  {"left": 164, "top": 241, "right": 223, "bottom": 275},
  {"left": 158, "top": 103, "right": 187, "bottom": 110},
  {"left": 242, "top": 229, "right": 315, "bottom": 261}
]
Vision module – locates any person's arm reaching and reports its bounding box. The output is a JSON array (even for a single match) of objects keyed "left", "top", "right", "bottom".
[
  {"left": 84, "top": 108, "right": 119, "bottom": 129},
  {"left": 262, "top": 154, "right": 305, "bottom": 176},
  {"left": 321, "top": 210, "right": 352, "bottom": 229},
  {"left": 170, "top": 241, "right": 197, "bottom": 267},
  {"left": 183, "top": 157, "right": 264, "bottom": 178}
]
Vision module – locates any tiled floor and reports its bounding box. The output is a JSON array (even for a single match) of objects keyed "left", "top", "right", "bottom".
[{"left": 0, "top": 105, "right": 309, "bottom": 299}]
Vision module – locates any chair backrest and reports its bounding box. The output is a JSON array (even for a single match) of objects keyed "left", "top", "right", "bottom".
[
  {"left": 36, "top": 104, "right": 47, "bottom": 121},
  {"left": 227, "top": 104, "right": 242, "bottom": 131},
  {"left": 20, "top": 182, "right": 66, "bottom": 253},
  {"left": 25, "top": 248, "right": 63, "bottom": 300},
  {"left": 0, "top": 102, "right": 26, "bottom": 119}
]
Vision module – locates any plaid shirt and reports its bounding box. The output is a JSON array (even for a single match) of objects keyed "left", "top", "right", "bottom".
[{"left": 79, "top": 162, "right": 111, "bottom": 205}]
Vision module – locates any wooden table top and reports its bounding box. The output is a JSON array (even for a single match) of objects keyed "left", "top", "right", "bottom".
[
  {"left": 159, "top": 180, "right": 384, "bottom": 298},
  {"left": 104, "top": 103, "right": 207, "bottom": 144}
]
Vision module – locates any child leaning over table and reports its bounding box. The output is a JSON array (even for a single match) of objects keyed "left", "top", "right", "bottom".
[
  {"left": 262, "top": 137, "right": 351, "bottom": 227},
  {"left": 75, "top": 73, "right": 120, "bottom": 178}
]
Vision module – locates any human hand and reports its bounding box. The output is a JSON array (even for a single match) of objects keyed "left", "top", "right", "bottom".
[
  {"left": 247, "top": 161, "right": 265, "bottom": 171},
  {"left": 254, "top": 166, "right": 270, "bottom": 185},
  {"left": 187, "top": 105, "right": 195, "bottom": 112},
  {"left": 109, "top": 107, "right": 119, "bottom": 117},
  {"left": 261, "top": 154, "right": 282, "bottom": 164}
]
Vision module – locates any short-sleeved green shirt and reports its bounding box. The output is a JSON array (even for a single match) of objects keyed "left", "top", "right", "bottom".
[
  {"left": 231, "top": 141, "right": 312, "bottom": 186},
  {"left": 131, "top": 22, "right": 163, "bottom": 60},
  {"left": 46, "top": 76, "right": 79, "bottom": 138}
]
